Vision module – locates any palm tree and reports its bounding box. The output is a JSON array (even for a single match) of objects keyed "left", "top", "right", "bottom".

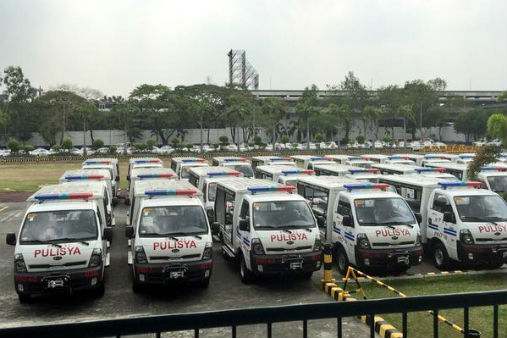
[
  {"left": 296, "top": 85, "right": 319, "bottom": 148},
  {"left": 260, "top": 98, "right": 288, "bottom": 144}
]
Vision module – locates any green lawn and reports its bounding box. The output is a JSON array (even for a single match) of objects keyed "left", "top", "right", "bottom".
[{"left": 352, "top": 273, "right": 507, "bottom": 338}]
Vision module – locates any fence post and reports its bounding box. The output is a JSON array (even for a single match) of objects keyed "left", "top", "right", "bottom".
[{"left": 323, "top": 244, "right": 333, "bottom": 283}]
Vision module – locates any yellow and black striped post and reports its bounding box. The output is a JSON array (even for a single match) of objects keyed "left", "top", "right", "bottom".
[{"left": 322, "top": 244, "right": 334, "bottom": 284}]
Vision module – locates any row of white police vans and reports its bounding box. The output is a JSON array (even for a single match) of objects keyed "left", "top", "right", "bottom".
[{"left": 5, "top": 154, "right": 507, "bottom": 302}]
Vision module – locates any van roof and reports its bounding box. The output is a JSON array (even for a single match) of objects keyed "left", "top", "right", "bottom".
[
  {"left": 134, "top": 179, "right": 203, "bottom": 198},
  {"left": 189, "top": 166, "right": 242, "bottom": 177},
  {"left": 131, "top": 167, "right": 176, "bottom": 179},
  {"left": 60, "top": 169, "right": 111, "bottom": 181},
  {"left": 297, "top": 175, "right": 360, "bottom": 189},
  {"left": 213, "top": 156, "right": 249, "bottom": 162},
  {"left": 361, "top": 154, "right": 388, "bottom": 160},
  {"left": 313, "top": 164, "right": 356, "bottom": 173},
  {"left": 28, "top": 182, "right": 105, "bottom": 202},
  {"left": 170, "top": 157, "right": 207, "bottom": 163},
  {"left": 372, "top": 163, "right": 418, "bottom": 172},
  {"left": 216, "top": 177, "right": 293, "bottom": 193},
  {"left": 128, "top": 157, "right": 163, "bottom": 165},
  {"left": 425, "top": 162, "right": 467, "bottom": 170},
  {"left": 290, "top": 155, "right": 331, "bottom": 161},
  {"left": 83, "top": 158, "right": 118, "bottom": 165},
  {"left": 251, "top": 156, "right": 293, "bottom": 161},
  {"left": 325, "top": 154, "right": 358, "bottom": 160},
  {"left": 256, "top": 164, "right": 306, "bottom": 175},
  {"left": 379, "top": 174, "right": 446, "bottom": 187}
]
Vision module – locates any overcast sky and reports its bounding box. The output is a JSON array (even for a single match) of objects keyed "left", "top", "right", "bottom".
[{"left": 1, "top": 0, "right": 506, "bottom": 96}]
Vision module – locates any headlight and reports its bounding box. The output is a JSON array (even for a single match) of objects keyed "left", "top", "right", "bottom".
[
  {"left": 357, "top": 233, "right": 371, "bottom": 249},
  {"left": 14, "top": 253, "right": 27, "bottom": 273},
  {"left": 313, "top": 238, "right": 321, "bottom": 252},
  {"left": 135, "top": 246, "right": 148, "bottom": 264},
  {"left": 202, "top": 242, "right": 212, "bottom": 260},
  {"left": 460, "top": 229, "right": 474, "bottom": 245},
  {"left": 415, "top": 233, "right": 422, "bottom": 245},
  {"left": 88, "top": 248, "right": 102, "bottom": 268},
  {"left": 251, "top": 238, "right": 265, "bottom": 255}
]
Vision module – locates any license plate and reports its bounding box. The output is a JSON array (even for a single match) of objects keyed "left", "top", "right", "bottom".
[
  {"left": 397, "top": 256, "right": 409, "bottom": 264},
  {"left": 290, "top": 261, "right": 303, "bottom": 270},
  {"left": 169, "top": 271, "right": 184, "bottom": 279},
  {"left": 47, "top": 279, "right": 64, "bottom": 288}
]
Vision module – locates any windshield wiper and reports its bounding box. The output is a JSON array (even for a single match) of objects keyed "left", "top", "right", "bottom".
[
  {"left": 163, "top": 232, "right": 203, "bottom": 239},
  {"left": 256, "top": 225, "right": 291, "bottom": 233},
  {"left": 462, "top": 216, "right": 503, "bottom": 225},
  {"left": 52, "top": 238, "right": 91, "bottom": 246},
  {"left": 23, "top": 239, "right": 62, "bottom": 248}
]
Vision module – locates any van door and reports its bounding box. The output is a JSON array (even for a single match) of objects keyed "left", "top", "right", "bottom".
[
  {"left": 237, "top": 200, "right": 251, "bottom": 254},
  {"left": 334, "top": 197, "right": 356, "bottom": 264},
  {"left": 428, "top": 193, "right": 458, "bottom": 258}
]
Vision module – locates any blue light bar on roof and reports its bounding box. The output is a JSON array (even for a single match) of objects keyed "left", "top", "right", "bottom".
[
  {"left": 137, "top": 173, "right": 175, "bottom": 179},
  {"left": 343, "top": 183, "right": 389, "bottom": 191},
  {"left": 348, "top": 156, "right": 361, "bottom": 160},
  {"left": 438, "top": 181, "right": 482, "bottom": 189},
  {"left": 181, "top": 158, "right": 206, "bottom": 163},
  {"left": 207, "top": 171, "right": 241, "bottom": 177},
  {"left": 310, "top": 156, "right": 324, "bottom": 160},
  {"left": 414, "top": 168, "right": 446, "bottom": 173},
  {"left": 388, "top": 155, "right": 409, "bottom": 160},
  {"left": 145, "top": 189, "right": 196, "bottom": 196},
  {"left": 247, "top": 185, "right": 296, "bottom": 193},
  {"left": 34, "top": 193, "right": 93, "bottom": 200},
  {"left": 281, "top": 169, "right": 314, "bottom": 175},
  {"left": 459, "top": 155, "right": 475, "bottom": 159},
  {"left": 65, "top": 174, "right": 104, "bottom": 180},
  {"left": 480, "top": 166, "right": 507, "bottom": 172},
  {"left": 223, "top": 158, "right": 247, "bottom": 162}
]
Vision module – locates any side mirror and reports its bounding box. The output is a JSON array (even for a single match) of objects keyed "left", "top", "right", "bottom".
[
  {"left": 239, "top": 218, "right": 250, "bottom": 232},
  {"left": 342, "top": 215, "right": 353, "bottom": 227},
  {"left": 6, "top": 233, "right": 16, "bottom": 246},
  {"left": 116, "top": 176, "right": 120, "bottom": 182},
  {"left": 211, "top": 222, "right": 220, "bottom": 235},
  {"left": 415, "top": 212, "right": 422, "bottom": 223},
  {"left": 125, "top": 226, "right": 134, "bottom": 239},
  {"left": 443, "top": 211, "right": 455, "bottom": 223},
  {"left": 316, "top": 215, "right": 325, "bottom": 227},
  {"left": 103, "top": 227, "right": 113, "bottom": 242}
]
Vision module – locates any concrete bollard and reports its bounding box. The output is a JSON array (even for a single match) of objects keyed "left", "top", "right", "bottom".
[{"left": 323, "top": 244, "right": 333, "bottom": 283}]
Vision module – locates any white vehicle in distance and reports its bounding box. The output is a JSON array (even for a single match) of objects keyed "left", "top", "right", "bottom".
[
  {"left": 250, "top": 156, "right": 295, "bottom": 170},
  {"left": 127, "top": 167, "right": 177, "bottom": 205},
  {"left": 421, "top": 154, "right": 452, "bottom": 167},
  {"left": 255, "top": 165, "right": 315, "bottom": 186},
  {"left": 6, "top": 184, "right": 112, "bottom": 302},
  {"left": 313, "top": 164, "right": 356, "bottom": 177},
  {"left": 214, "top": 178, "right": 321, "bottom": 283},
  {"left": 392, "top": 154, "right": 424, "bottom": 166},
  {"left": 345, "top": 157, "right": 374, "bottom": 169},
  {"left": 345, "top": 168, "right": 381, "bottom": 183},
  {"left": 324, "top": 155, "right": 359, "bottom": 165},
  {"left": 187, "top": 166, "right": 242, "bottom": 226},
  {"left": 384, "top": 155, "right": 416, "bottom": 165},
  {"left": 59, "top": 169, "right": 115, "bottom": 227},
  {"left": 170, "top": 157, "right": 209, "bottom": 180},
  {"left": 297, "top": 176, "right": 423, "bottom": 274},
  {"left": 455, "top": 154, "right": 475, "bottom": 165},
  {"left": 127, "top": 158, "right": 163, "bottom": 181},
  {"left": 125, "top": 180, "right": 212, "bottom": 291},
  {"left": 379, "top": 176, "right": 507, "bottom": 269},
  {"left": 212, "top": 157, "right": 254, "bottom": 178},
  {"left": 360, "top": 154, "right": 388, "bottom": 164},
  {"left": 477, "top": 166, "right": 507, "bottom": 195},
  {"left": 29, "top": 148, "right": 52, "bottom": 157},
  {"left": 83, "top": 158, "right": 120, "bottom": 204},
  {"left": 425, "top": 162, "right": 469, "bottom": 181},
  {"left": 290, "top": 155, "right": 335, "bottom": 169},
  {"left": 412, "top": 168, "right": 458, "bottom": 180}
]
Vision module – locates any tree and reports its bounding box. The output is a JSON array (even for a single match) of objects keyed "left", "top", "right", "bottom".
[
  {"left": 146, "top": 139, "right": 156, "bottom": 149},
  {"left": 74, "top": 101, "right": 98, "bottom": 156},
  {"left": 219, "top": 135, "right": 229, "bottom": 146},
  {"left": 487, "top": 113, "right": 507, "bottom": 146},
  {"left": 111, "top": 101, "right": 139, "bottom": 153},
  {"left": 226, "top": 93, "right": 257, "bottom": 143},
  {"left": 296, "top": 84, "right": 319, "bottom": 147},
  {"left": 329, "top": 103, "right": 352, "bottom": 144},
  {"left": 468, "top": 145, "right": 502, "bottom": 181},
  {"left": 7, "top": 138, "right": 19, "bottom": 153},
  {"left": 0, "top": 107, "right": 10, "bottom": 143},
  {"left": 454, "top": 109, "right": 490, "bottom": 143},
  {"left": 92, "top": 139, "right": 104, "bottom": 150},
  {"left": 259, "top": 98, "right": 288, "bottom": 143},
  {"left": 362, "top": 105, "right": 380, "bottom": 139},
  {"left": 61, "top": 138, "right": 73, "bottom": 151}
]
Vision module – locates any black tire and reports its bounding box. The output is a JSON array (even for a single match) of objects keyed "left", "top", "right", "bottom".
[
  {"left": 125, "top": 198, "right": 131, "bottom": 206},
  {"left": 336, "top": 247, "right": 349, "bottom": 275},
  {"left": 93, "top": 280, "right": 105, "bottom": 298},
  {"left": 393, "top": 265, "right": 409, "bottom": 274},
  {"left": 112, "top": 197, "right": 118, "bottom": 207},
  {"left": 432, "top": 242, "right": 450, "bottom": 270},
  {"left": 196, "top": 277, "right": 210, "bottom": 288},
  {"left": 488, "top": 257, "right": 505, "bottom": 269},
  {"left": 239, "top": 254, "right": 255, "bottom": 284},
  {"left": 18, "top": 293, "right": 32, "bottom": 304},
  {"left": 132, "top": 272, "right": 143, "bottom": 293},
  {"left": 300, "top": 271, "right": 313, "bottom": 280}
]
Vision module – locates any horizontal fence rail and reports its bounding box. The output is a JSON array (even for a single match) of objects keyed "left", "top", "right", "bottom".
[{"left": 0, "top": 290, "right": 505, "bottom": 338}]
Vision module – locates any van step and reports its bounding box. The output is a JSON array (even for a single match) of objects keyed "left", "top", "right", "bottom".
[
  {"left": 127, "top": 251, "right": 133, "bottom": 265},
  {"left": 128, "top": 239, "right": 131, "bottom": 247},
  {"left": 212, "top": 234, "right": 221, "bottom": 242},
  {"left": 222, "top": 244, "right": 236, "bottom": 258}
]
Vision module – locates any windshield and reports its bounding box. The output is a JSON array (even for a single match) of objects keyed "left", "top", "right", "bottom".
[
  {"left": 252, "top": 200, "right": 315, "bottom": 229},
  {"left": 231, "top": 164, "right": 253, "bottom": 177},
  {"left": 181, "top": 166, "right": 191, "bottom": 179},
  {"left": 354, "top": 198, "right": 416, "bottom": 226},
  {"left": 20, "top": 210, "right": 98, "bottom": 244},
  {"left": 454, "top": 195, "right": 507, "bottom": 222},
  {"left": 139, "top": 206, "right": 208, "bottom": 237},
  {"left": 207, "top": 182, "right": 217, "bottom": 202},
  {"left": 487, "top": 176, "right": 507, "bottom": 194}
]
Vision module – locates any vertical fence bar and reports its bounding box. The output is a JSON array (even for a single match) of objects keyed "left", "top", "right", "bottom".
[
  {"left": 267, "top": 322, "right": 272, "bottom": 338},
  {"left": 194, "top": 328, "right": 199, "bottom": 338},
  {"left": 337, "top": 317, "right": 342, "bottom": 338},
  {"left": 232, "top": 325, "right": 237, "bottom": 338},
  {"left": 303, "top": 319, "right": 307, "bottom": 338},
  {"left": 370, "top": 314, "right": 375, "bottom": 338},
  {"left": 402, "top": 312, "right": 408, "bottom": 338},
  {"left": 464, "top": 306, "right": 469, "bottom": 336},
  {"left": 493, "top": 304, "right": 498, "bottom": 338},
  {"left": 156, "top": 333, "right": 161, "bottom": 338},
  {"left": 433, "top": 310, "right": 439, "bottom": 338}
]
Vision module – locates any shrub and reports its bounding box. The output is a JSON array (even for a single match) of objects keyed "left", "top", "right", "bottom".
[
  {"left": 281, "top": 135, "right": 289, "bottom": 144},
  {"left": 381, "top": 135, "right": 392, "bottom": 144},
  {"left": 172, "top": 138, "right": 181, "bottom": 149},
  {"left": 356, "top": 135, "right": 365, "bottom": 144},
  {"left": 254, "top": 135, "right": 262, "bottom": 146},
  {"left": 92, "top": 139, "right": 104, "bottom": 150},
  {"left": 315, "top": 133, "right": 324, "bottom": 143},
  {"left": 146, "top": 139, "right": 156, "bottom": 149},
  {"left": 134, "top": 142, "right": 147, "bottom": 151},
  {"left": 109, "top": 145, "right": 117, "bottom": 155},
  {"left": 213, "top": 143, "right": 220, "bottom": 150},
  {"left": 51, "top": 144, "right": 61, "bottom": 152},
  {"left": 7, "top": 138, "right": 20, "bottom": 153},
  {"left": 61, "top": 138, "right": 73, "bottom": 150},
  {"left": 23, "top": 144, "right": 34, "bottom": 152},
  {"left": 219, "top": 135, "right": 229, "bottom": 146}
]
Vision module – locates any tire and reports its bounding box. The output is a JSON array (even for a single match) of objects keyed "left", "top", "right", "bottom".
[
  {"left": 300, "top": 271, "right": 313, "bottom": 280},
  {"left": 112, "top": 197, "right": 118, "bottom": 207},
  {"left": 336, "top": 247, "right": 349, "bottom": 275},
  {"left": 196, "top": 277, "right": 210, "bottom": 288},
  {"left": 239, "top": 254, "right": 255, "bottom": 284},
  {"left": 488, "top": 257, "right": 504, "bottom": 270},
  {"left": 125, "top": 198, "right": 131, "bottom": 206},
  {"left": 432, "top": 242, "right": 450, "bottom": 270},
  {"left": 18, "top": 293, "right": 32, "bottom": 304},
  {"left": 132, "top": 273, "right": 143, "bottom": 293},
  {"left": 93, "top": 280, "right": 105, "bottom": 298}
]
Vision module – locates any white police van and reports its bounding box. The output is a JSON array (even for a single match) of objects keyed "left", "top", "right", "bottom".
[
  {"left": 476, "top": 166, "right": 507, "bottom": 196},
  {"left": 6, "top": 183, "right": 112, "bottom": 302},
  {"left": 59, "top": 170, "right": 115, "bottom": 227},
  {"left": 83, "top": 158, "right": 120, "bottom": 184},
  {"left": 214, "top": 178, "right": 321, "bottom": 283},
  {"left": 384, "top": 155, "right": 416, "bottom": 165},
  {"left": 345, "top": 168, "right": 381, "bottom": 183},
  {"left": 297, "top": 176, "right": 423, "bottom": 274},
  {"left": 421, "top": 154, "right": 453, "bottom": 167},
  {"left": 212, "top": 157, "right": 254, "bottom": 178},
  {"left": 290, "top": 155, "right": 335, "bottom": 169},
  {"left": 313, "top": 164, "right": 355, "bottom": 176},
  {"left": 170, "top": 157, "right": 209, "bottom": 180},
  {"left": 125, "top": 180, "right": 212, "bottom": 291},
  {"left": 82, "top": 160, "right": 119, "bottom": 204},
  {"left": 324, "top": 155, "right": 359, "bottom": 165},
  {"left": 378, "top": 175, "right": 507, "bottom": 269},
  {"left": 127, "top": 158, "right": 163, "bottom": 181},
  {"left": 251, "top": 156, "right": 295, "bottom": 169},
  {"left": 188, "top": 166, "right": 242, "bottom": 226},
  {"left": 455, "top": 154, "right": 475, "bottom": 164},
  {"left": 360, "top": 154, "right": 389, "bottom": 164},
  {"left": 425, "top": 162, "right": 469, "bottom": 181},
  {"left": 345, "top": 158, "right": 374, "bottom": 168},
  {"left": 127, "top": 167, "right": 176, "bottom": 205},
  {"left": 392, "top": 154, "right": 424, "bottom": 166}
]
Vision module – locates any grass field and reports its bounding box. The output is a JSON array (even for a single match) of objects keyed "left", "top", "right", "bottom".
[
  {"left": 355, "top": 273, "right": 507, "bottom": 338},
  {"left": 0, "top": 162, "right": 130, "bottom": 192}
]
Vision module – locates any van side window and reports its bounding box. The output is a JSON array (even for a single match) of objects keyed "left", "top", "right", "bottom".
[
  {"left": 188, "top": 174, "right": 198, "bottom": 187},
  {"left": 240, "top": 200, "right": 249, "bottom": 219},
  {"left": 337, "top": 200, "right": 352, "bottom": 217},
  {"left": 432, "top": 193, "right": 452, "bottom": 213},
  {"left": 225, "top": 192, "right": 235, "bottom": 225}
]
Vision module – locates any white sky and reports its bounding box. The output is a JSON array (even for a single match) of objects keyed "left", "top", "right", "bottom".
[{"left": 0, "top": 0, "right": 506, "bottom": 96}]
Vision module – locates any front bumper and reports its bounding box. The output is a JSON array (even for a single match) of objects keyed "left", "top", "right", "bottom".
[
  {"left": 356, "top": 246, "right": 424, "bottom": 269},
  {"left": 133, "top": 259, "right": 212, "bottom": 285},
  {"left": 250, "top": 251, "right": 322, "bottom": 275},
  {"left": 457, "top": 242, "right": 507, "bottom": 265},
  {"left": 14, "top": 266, "right": 103, "bottom": 297}
]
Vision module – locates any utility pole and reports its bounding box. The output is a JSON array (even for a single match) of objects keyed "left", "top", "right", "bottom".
[{"left": 83, "top": 112, "right": 87, "bottom": 157}]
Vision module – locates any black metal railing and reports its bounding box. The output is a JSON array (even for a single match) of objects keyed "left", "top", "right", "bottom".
[{"left": 0, "top": 290, "right": 505, "bottom": 338}]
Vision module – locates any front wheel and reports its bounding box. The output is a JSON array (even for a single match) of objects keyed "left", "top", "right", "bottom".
[
  {"left": 432, "top": 242, "right": 450, "bottom": 270},
  {"left": 196, "top": 277, "right": 210, "bottom": 288},
  {"left": 336, "top": 248, "right": 349, "bottom": 275},
  {"left": 92, "top": 280, "right": 105, "bottom": 298},
  {"left": 239, "top": 255, "right": 255, "bottom": 284},
  {"left": 300, "top": 271, "right": 313, "bottom": 280},
  {"left": 18, "top": 293, "right": 32, "bottom": 304}
]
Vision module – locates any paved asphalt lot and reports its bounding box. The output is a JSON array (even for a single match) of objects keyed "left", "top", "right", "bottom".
[{"left": 0, "top": 201, "right": 505, "bottom": 337}]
